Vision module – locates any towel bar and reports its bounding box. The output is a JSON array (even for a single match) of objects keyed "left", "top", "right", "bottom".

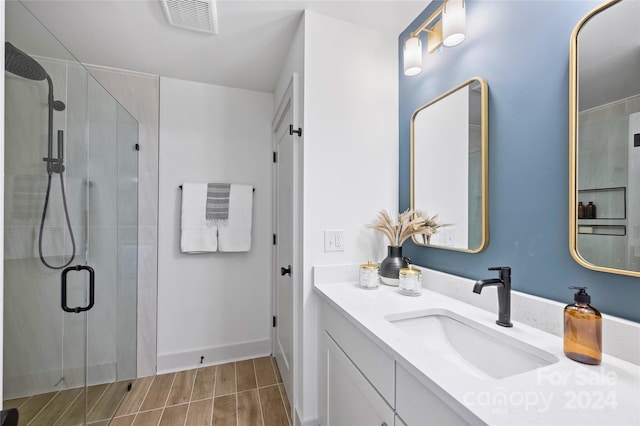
[{"left": 179, "top": 185, "right": 254, "bottom": 192}]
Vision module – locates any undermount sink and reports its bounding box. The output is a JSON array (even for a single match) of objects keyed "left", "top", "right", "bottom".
[{"left": 386, "top": 308, "right": 559, "bottom": 380}]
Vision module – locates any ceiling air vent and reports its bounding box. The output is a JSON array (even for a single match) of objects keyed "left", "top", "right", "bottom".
[{"left": 161, "top": 0, "right": 218, "bottom": 34}]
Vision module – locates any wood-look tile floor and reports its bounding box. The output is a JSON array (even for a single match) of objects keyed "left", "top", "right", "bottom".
[
  {"left": 111, "top": 356, "right": 290, "bottom": 426},
  {"left": 3, "top": 379, "right": 132, "bottom": 426},
  {"left": 3, "top": 356, "right": 290, "bottom": 426}
]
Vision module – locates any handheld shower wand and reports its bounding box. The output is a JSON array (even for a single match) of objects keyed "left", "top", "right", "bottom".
[{"left": 5, "top": 42, "right": 76, "bottom": 269}]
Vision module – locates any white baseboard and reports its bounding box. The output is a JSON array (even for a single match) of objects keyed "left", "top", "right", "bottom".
[
  {"left": 295, "top": 407, "right": 319, "bottom": 426},
  {"left": 156, "top": 339, "right": 272, "bottom": 374}
]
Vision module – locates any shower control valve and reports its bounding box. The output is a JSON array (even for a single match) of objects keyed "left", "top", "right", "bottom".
[
  {"left": 51, "top": 162, "right": 65, "bottom": 174},
  {"left": 43, "top": 157, "right": 65, "bottom": 174}
]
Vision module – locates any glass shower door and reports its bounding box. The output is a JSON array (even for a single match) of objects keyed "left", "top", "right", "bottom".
[
  {"left": 83, "top": 78, "right": 139, "bottom": 424},
  {"left": 4, "top": 2, "right": 138, "bottom": 424},
  {"left": 3, "top": 38, "right": 94, "bottom": 426}
]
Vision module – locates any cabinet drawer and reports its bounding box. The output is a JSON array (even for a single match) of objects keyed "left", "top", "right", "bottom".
[
  {"left": 323, "top": 303, "right": 395, "bottom": 407},
  {"left": 396, "top": 364, "right": 477, "bottom": 425}
]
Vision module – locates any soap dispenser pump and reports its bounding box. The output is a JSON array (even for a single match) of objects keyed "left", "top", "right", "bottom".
[{"left": 564, "top": 286, "right": 602, "bottom": 365}]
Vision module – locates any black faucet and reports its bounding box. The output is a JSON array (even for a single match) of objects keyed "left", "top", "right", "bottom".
[{"left": 473, "top": 266, "right": 513, "bottom": 327}]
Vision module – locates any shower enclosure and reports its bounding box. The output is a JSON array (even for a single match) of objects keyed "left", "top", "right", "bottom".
[{"left": 4, "top": 2, "right": 138, "bottom": 424}]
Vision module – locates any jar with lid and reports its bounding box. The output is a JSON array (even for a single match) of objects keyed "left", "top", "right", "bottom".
[
  {"left": 359, "top": 261, "right": 380, "bottom": 289},
  {"left": 398, "top": 265, "right": 422, "bottom": 296}
]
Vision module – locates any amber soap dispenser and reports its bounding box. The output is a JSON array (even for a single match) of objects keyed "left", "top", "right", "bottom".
[{"left": 564, "top": 286, "right": 602, "bottom": 365}]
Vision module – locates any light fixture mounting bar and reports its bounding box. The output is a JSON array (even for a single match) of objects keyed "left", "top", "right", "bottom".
[{"left": 410, "top": 1, "right": 446, "bottom": 38}]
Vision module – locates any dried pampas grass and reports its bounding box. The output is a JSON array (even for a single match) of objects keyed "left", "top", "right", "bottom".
[{"left": 366, "top": 209, "right": 448, "bottom": 246}]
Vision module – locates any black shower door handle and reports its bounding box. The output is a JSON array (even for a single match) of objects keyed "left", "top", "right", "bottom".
[{"left": 61, "top": 265, "right": 95, "bottom": 313}]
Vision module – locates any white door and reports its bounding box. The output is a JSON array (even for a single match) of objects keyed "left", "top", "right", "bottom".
[{"left": 272, "top": 74, "right": 298, "bottom": 409}]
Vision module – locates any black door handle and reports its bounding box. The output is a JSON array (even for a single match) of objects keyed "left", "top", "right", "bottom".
[
  {"left": 281, "top": 265, "right": 292, "bottom": 276},
  {"left": 61, "top": 265, "right": 95, "bottom": 313}
]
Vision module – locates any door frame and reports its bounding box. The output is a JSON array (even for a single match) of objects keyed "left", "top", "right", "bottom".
[{"left": 271, "top": 72, "right": 301, "bottom": 417}]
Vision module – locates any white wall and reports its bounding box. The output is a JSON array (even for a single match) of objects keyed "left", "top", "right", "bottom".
[
  {"left": 304, "top": 12, "right": 399, "bottom": 267},
  {"left": 298, "top": 11, "right": 400, "bottom": 424},
  {"left": 157, "top": 77, "right": 274, "bottom": 372}
]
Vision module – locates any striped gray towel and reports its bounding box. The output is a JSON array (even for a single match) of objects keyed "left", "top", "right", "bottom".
[{"left": 206, "top": 183, "right": 231, "bottom": 221}]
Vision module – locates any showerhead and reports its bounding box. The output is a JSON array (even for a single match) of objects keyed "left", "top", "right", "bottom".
[
  {"left": 5, "top": 42, "right": 48, "bottom": 81},
  {"left": 5, "top": 42, "right": 66, "bottom": 112}
]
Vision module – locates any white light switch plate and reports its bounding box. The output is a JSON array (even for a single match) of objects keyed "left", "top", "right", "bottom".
[{"left": 324, "top": 230, "right": 345, "bottom": 252}]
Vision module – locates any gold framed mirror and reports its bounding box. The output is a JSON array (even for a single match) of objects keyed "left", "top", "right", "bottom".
[
  {"left": 410, "top": 77, "right": 488, "bottom": 252},
  {"left": 569, "top": 0, "right": 640, "bottom": 277}
]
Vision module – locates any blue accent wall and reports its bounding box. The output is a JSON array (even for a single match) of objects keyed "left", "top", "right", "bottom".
[{"left": 399, "top": 0, "right": 640, "bottom": 322}]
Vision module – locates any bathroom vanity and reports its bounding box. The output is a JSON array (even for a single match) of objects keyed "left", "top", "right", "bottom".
[{"left": 314, "top": 265, "right": 640, "bottom": 425}]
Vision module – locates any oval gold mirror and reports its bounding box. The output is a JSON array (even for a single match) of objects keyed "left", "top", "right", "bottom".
[
  {"left": 411, "top": 77, "right": 488, "bottom": 252},
  {"left": 570, "top": 0, "right": 640, "bottom": 276}
]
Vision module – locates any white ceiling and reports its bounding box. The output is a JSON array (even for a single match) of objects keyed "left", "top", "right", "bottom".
[{"left": 11, "top": 0, "right": 429, "bottom": 93}]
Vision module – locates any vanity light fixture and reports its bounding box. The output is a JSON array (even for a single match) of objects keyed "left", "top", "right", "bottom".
[
  {"left": 403, "top": 0, "right": 466, "bottom": 76},
  {"left": 442, "top": 0, "right": 466, "bottom": 46},
  {"left": 403, "top": 36, "right": 423, "bottom": 76}
]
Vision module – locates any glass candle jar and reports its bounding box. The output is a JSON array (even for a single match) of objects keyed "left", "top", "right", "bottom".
[
  {"left": 359, "top": 261, "right": 380, "bottom": 289},
  {"left": 399, "top": 265, "right": 422, "bottom": 296}
]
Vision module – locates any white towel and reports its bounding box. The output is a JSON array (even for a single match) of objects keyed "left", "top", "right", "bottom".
[
  {"left": 218, "top": 184, "right": 253, "bottom": 252},
  {"left": 180, "top": 183, "right": 218, "bottom": 253}
]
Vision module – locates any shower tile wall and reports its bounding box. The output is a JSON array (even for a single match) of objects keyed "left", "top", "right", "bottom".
[
  {"left": 578, "top": 94, "right": 640, "bottom": 271},
  {"left": 85, "top": 65, "right": 160, "bottom": 378}
]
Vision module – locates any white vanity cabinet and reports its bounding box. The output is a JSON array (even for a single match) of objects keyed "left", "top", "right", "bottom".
[
  {"left": 396, "top": 364, "right": 474, "bottom": 425},
  {"left": 324, "top": 333, "right": 395, "bottom": 426},
  {"left": 320, "top": 301, "right": 475, "bottom": 426},
  {"left": 315, "top": 273, "right": 640, "bottom": 426},
  {"left": 321, "top": 302, "right": 396, "bottom": 426}
]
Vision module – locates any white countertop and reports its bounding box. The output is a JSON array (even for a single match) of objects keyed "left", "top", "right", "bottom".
[{"left": 314, "top": 278, "right": 640, "bottom": 425}]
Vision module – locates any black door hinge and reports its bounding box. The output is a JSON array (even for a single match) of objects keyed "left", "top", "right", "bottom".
[
  {"left": 273, "top": 316, "right": 277, "bottom": 327},
  {"left": 273, "top": 151, "right": 277, "bottom": 163},
  {"left": 135, "top": 143, "right": 140, "bottom": 151},
  {"left": 273, "top": 234, "right": 277, "bottom": 245},
  {"left": 289, "top": 125, "right": 302, "bottom": 137}
]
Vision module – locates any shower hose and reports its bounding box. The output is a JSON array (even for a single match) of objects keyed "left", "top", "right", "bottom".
[{"left": 38, "top": 172, "right": 76, "bottom": 269}]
